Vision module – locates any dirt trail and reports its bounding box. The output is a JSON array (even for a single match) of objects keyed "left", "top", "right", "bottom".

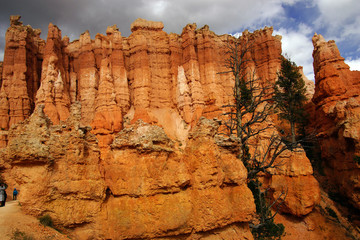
[{"left": 0, "top": 200, "right": 68, "bottom": 240}]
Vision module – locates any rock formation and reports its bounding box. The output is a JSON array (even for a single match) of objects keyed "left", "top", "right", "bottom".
[
  {"left": 311, "top": 33, "right": 360, "bottom": 210},
  {"left": 0, "top": 108, "right": 256, "bottom": 239},
  {"left": 0, "top": 16, "right": 44, "bottom": 129},
  {"left": 0, "top": 16, "right": 325, "bottom": 239},
  {"left": 0, "top": 62, "right": 3, "bottom": 87}
]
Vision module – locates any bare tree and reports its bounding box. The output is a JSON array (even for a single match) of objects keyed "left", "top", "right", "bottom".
[
  {"left": 220, "top": 37, "right": 274, "bottom": 156},
  {"left": 219, "top": 36, "right": 293, "bottom": 238}
]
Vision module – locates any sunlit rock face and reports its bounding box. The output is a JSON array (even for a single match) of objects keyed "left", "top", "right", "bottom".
[
  {"left": 0, "top": 16, "right": 45, "bottom": 130},
  {"left": 1, "top": 109, "right": 256, "bottom": 239},
  {"left": 0, "top": 16, "right": 322, "bottom": 239},
  {"left": 0, "top": 17, "right": 283, "bottom": 142},
  {"left": 310, "top": 33, "right": 360, "bottom": 210}
]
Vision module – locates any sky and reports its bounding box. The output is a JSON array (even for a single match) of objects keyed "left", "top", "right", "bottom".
[{"left": 0, "top": 0, "right": 360, "bottom": 81}]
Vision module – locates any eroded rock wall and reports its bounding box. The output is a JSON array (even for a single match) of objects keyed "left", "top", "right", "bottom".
[
  {"left": 0, "top": 16, "right": 44, "bottom": 129},
  {"left": 0, "top": 16, "right": 322, "bottom": 239},
  {"left": 1, "top": 18, "right": 283, "bottom": 142},
  {"left": 311, "top": 33, "right": 360, "bottom": 209},
  {"left": 0, "top": 62, "right": 3, "bottom": 88},
  {"left": 0, "top": 108, "right": 256, "bottom": 239}
]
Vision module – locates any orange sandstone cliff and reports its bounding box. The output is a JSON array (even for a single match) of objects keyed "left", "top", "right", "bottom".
[
  {"left": 311, "top": 33, "right": 360, "bottom": 210},
  {"left": 0, "top": 16, "right": 330, "bottom": 239},
  {"left": 0, "top": 16, "right": 45, "bottom": 129}
]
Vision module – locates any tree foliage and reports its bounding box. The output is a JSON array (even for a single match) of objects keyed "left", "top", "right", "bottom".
[
  {"left": 274, "top": 57, "right": 307, "bottom": 144},
  {"left": 249, "top": 179, "right": 285, "bottom": 240}
]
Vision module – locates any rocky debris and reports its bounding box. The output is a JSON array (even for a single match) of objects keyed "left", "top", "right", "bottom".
[
  {"left": 112, "top": 119, "right": 174, "bottom": 152},
  {"left": 310, "top": 33, "right": 360, "bottom": 210},
  {"left": 1, "top": 103, "right": 106, "bottom": 227},
  {"left": 6, "top": 105, "right": 52, "bottom": 164}
]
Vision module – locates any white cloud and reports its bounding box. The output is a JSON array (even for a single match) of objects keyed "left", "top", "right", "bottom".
[
  {"left": 128, "top": 0, "right": 303, "bottom": 35},
  {"left": 274, "top": 24, "right": 315, "bottom": 80},
  {"left": 345, "top": 58, "right": 360, "bottom": 71},
  {"left": 0, "top": 24, "right": 6, "bottom": 61},
  {"left": 314, "top": 0, "right": 360, "bottom": 41},
  {"left": 0, "top": 0, "right": 303, "bottom": 60}
]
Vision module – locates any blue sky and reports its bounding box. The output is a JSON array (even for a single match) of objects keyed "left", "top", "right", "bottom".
[{"left": 0, "top": 0, "right": 359, "bottom": 80}]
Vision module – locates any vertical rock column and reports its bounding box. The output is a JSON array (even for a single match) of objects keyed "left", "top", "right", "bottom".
[
  {"left": 247, "top": 27, "right": 283, "bottom": 85},
  {"left": 195, "top": 25, "right": 228, "bottom": 119},
  {"left": 91, "top": 25, "right": 129, "bottom": 148},
  {"left": 180, "top": 24, "right": 205, "bottom": 124},
  {"left": 196, "top": 26, "right": 221, "bottom": 103},
  {"left": 311, "top": 33, "right": 360, "bottom": 209},
  {"left": 169, "top": 34, "right": 183, "bottom": 106},
  {"left": 127, "top": 19, "right": 172, "bottom": 123},
  {"left": 0, "top": 62, "right": 7, "bottom": 147},
  {"left": 36, "top": 23, "right": 70, "bottom": 124},
  {"left": 0, "top": 62, "right": 3, "bottom": 88},
  {"left": 78, "top": 30, "right": 98, "bottom": 125},
  {"left": 0, "top": 16, "right": 44, "bottom": 129},
  {"left": 110, "top": 27, "right": 130, "bottom": 114},
  {"left": 127, "top": 25, "right": 151, "bottom": 122}
]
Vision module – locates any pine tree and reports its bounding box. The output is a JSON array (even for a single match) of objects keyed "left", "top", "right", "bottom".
[{"left": 274, "top": 57, "right": 307, "bottom": 145}]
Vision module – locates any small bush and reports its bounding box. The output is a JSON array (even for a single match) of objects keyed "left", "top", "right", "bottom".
[
  {"left": 353, "top": 155, "right": 360, "bottom": 164},
  {"left": 251, "top": 221, "right": 285, "bottom": 240},
  {"left": 12, "top": 229, "right": 34, "bottom": 240},
  {"left": 248, "top": 179, "right": 285, "bottom": 239},
  {"left": 39, "top": 214, "right": 54, "bottom": 228}
]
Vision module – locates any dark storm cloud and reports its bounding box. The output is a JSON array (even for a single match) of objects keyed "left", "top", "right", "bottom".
[
  {"left": 0, "top": 0, "right": 143, "bottom": 38},
  {"left": 1, "top": 0, "right": 360, "bottom": 77},
  {"left": 0, "top": 0, "right": 289, "bottom": 42},
  {"left": 0, "top": 0, "right": 150, "bottom": 58},
  {"left": 0, "top": 0, "right": 289, "bottom": 62}
]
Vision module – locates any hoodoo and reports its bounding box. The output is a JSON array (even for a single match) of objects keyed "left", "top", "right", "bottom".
[{"left": 0, "top": 16, "right": 356, "bottom": 239}]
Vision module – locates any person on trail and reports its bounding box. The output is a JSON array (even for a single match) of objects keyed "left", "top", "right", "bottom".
[
  {"left": 13, "top": 188, "right": 18, "bottom": 200},
  {"left": 0, "top": 184, "right": 5, "bottom": 207}
]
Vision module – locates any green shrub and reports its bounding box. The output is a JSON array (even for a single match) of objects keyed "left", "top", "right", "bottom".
[
  {"left": 248, "top": 180, "right": 285, "bottom": 239},
  {"left": 251, "top": 221, "right": 285, "bottom": 240},
  {"left": 12, "top": 229, "right": 34, "bottom": 240},
  {"left": 39, "top": 214, "right": 54, "bottom": 228},
  {"left": 353, "top": 155, "right": 360, "bottom": 164}
]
